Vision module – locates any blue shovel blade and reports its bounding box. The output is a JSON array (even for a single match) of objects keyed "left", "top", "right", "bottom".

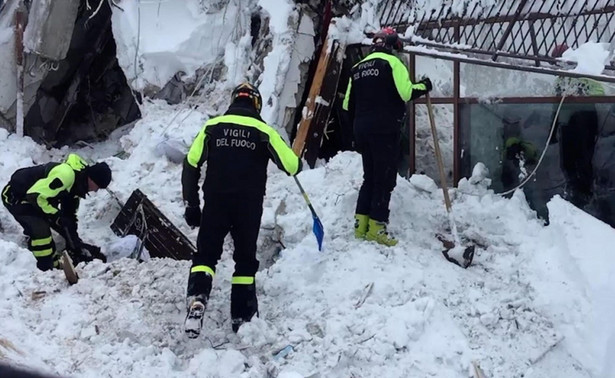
[{"left": 312, "top": 216, "right": 324, "bottom": 251}]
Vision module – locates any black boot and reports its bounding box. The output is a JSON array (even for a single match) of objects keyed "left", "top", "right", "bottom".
[
  {"left": 231, "top": 283, "right": 258, "bottom": 333},
  {"left": 184, "top": 269, "right": 213, "bottom": 338}
]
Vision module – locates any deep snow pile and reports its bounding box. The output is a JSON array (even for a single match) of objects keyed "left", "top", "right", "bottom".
[{"left": 0, "top": 100, "right": 614, "bottom": 378}]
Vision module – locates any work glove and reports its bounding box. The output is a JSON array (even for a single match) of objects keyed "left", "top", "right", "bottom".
[
  {"left": 418, "top": 77, "right": 433, "bottom": 92},
  {"left": 184, "top": 205, "right": 201, "bottom": 228},
  {"left": 81, "top": 243, "right": 107, "bottom": 263}
]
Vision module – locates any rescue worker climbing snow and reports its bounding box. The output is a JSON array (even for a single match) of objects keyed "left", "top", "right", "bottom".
[
  {"left": 2, "top": 154, "right": 111, "bottom": 271},
  {"left": 342, "top": 27, "right": 432, "bottom": 246},
  {"left": 181, "top": 82, "right": 301, "bottom": 337}
]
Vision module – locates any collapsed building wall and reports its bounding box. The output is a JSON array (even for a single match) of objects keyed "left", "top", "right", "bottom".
[{"left": 0, "top": 0, "right": 140, "bottom": 146}]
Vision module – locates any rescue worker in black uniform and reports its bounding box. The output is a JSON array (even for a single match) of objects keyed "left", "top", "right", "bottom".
[
  {"left": 2, "top": 154, "right": 111, "bottom": 271},
  {"left": 342, "top": 27, "right": 432, "bottom": 246},
  {"left": 181, "top": 83, "right": 301, "bottom": 336}
]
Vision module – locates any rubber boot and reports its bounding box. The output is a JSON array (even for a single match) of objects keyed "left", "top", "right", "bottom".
[
  {"left": 365, "top": 219, "right": 398, "bottom": 246},
  {"left": 231, "top": 282, "right": 258, "bottom": 333},
  {"left": 354, "top": 214, "right": 369, "bottom": 239}
]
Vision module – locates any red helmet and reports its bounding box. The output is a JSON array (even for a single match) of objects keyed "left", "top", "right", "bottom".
[
  {"left": 231, "top": 82, "right": 262, "bottom": 113},
  {"left": 551, "top": 43, "right": 569, "bottom": 58},
  {"left": 372, "top": 27, "right": 403, "bottom": 51}
]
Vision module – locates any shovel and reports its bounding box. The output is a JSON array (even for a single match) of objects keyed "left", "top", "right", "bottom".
[
  {"left": 294, "top": 176, "right": 325, "bottom": 251},
  {"left": 425, "top": 92, "right": 474, "bottom": 268}
]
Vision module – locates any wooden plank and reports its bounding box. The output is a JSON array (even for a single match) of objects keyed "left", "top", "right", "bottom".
[
  {"left": 292, "top": 37, "right": 331, "bottom": 157},
  {"left": 302, "top": 40, "right": 345, "bottom": 166},
  {"left": 110, "top": 189, "right": 195, "bottom": 260}
]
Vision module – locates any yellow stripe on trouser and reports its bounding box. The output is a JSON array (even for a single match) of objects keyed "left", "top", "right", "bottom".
[
  {"left": 30, "top": 236, "right": 54, "bottom": 257},
  {"left": 32, "top": 248, "right": 54, "bottom": 257},
  {"left": 232, "top": 276, "right": 254, "bottom": 285},
  {"left": 191, "top": 265, "right": 215, "bottom": 277},
  {"left": 31, "top": 236, "right": 52, "bottom": 247}
]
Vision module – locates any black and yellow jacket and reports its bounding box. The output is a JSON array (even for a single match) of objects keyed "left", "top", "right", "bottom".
[
  {"left": 181, "top": 102, "right": 302, "bottom": 206},
  {"left": 3, "top": 154, "right": 89, "bottom": 247},
  {"left": 343, "top": 47, "right": 428, "bottom": 133},
  {"left": 5, "top": 154, "right": 89, "bottom": 216}
]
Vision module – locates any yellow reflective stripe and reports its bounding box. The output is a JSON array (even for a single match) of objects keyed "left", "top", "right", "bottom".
[
  {"left": 31, "top": 236, "right": 52, "bottom": 247},
  {"left": 26, "top": 164, "right": 75, "bottom": 214},
  {"left": 32, "top": 248, "right": 54, "bottom": 257},
  {"left": 65, "top": 154, "right": 87, "bottom": 171},
  {"left": 355, "top": 52, "right": 413, "bottom": 102},
  {"left": 191, "top": 265, "right": 215, "bottom": 276},
  {"left": 187, "top": 127, "right": 208, "bottom": 168},
  {"left": 231, "top": 276, "right": 254, "bottom": 285},
  {"left": 342, "top": 78, "right": 352, "bottom": 111},
  {"left": 207, "top": 115, "right": 300, "bottom": 175},
  {"left": 2, "top": 185, "right": 10, "bottom": 203}
]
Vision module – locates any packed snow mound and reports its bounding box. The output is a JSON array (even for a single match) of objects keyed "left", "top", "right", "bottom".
[
  {"left": 111, "top": 0, "right": 250, "bottom": 91},
  {"left": 1, "top": 101, "right": 614, "bottom": 378}
]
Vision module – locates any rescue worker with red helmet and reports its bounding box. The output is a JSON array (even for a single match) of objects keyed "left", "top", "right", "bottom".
[
  {"left": 342, "top": 27, "right": 432, "bottom": 246},
  {"left": 181, "top": 82, "right": 302, "bottom": 337}
]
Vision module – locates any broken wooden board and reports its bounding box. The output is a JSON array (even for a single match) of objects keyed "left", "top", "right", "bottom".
[
  {"left": 292, "top": 34, "right": 346, "bottom": 167},
  {"left": 110, "top": 189, "right": 195, "bottom": 260},
  {"left": 61, "top": 250, "right": 79, "bottom": 285}
]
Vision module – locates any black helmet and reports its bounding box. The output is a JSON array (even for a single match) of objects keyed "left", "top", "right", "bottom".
[
  {"left": 231, "top": 83, "right": 262, "bottom": 113},
  {"left": 372, "top": 27, "right": 403, "bottom": 51}
]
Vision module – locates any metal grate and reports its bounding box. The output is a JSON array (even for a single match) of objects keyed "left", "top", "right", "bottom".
[{"left": 376, "top": 0, "right": 615, "bottom": 72}]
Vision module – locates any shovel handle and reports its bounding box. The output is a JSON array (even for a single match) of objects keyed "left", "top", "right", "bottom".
[{"left": 425, "top": 92, "right": 453, "bottom": 213}]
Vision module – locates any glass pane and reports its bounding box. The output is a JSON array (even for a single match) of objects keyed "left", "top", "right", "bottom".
[
  {"left": 415, "top": 56, "right": 454, "bottom": 97},
  {"left": 461, "top": 63, "right": 557, "bottom": 97},
  {"left": 459, "top": 101, "right": 615, "bottom": 225},
  {"left": 414, "top": 104, "right": 454, "bottom": 187},
  {"left": 461, "top": 63, "right": 615, "bottom": 97}
]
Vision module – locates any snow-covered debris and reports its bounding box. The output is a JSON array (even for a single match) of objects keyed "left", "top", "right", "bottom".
[
  {"left": 562, "top": 41, "right": 611, "bottom": 76},
  {"left": 0, "top": 98, "right": 614, "bottom": 378},
  {"left": 23, "top": 0, "right": 79, "bottom": 60},
  {"left": 111, "top": 0, "right": 248, "bottom": 92}
]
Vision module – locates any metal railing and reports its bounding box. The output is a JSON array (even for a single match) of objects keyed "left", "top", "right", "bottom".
[{"left": 377, "top": 0, "right": 615, "bottom": 73}]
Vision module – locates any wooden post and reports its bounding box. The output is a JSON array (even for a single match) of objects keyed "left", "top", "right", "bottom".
[
  {"left": 292, "top": 37, "right": 330, "bottom": 157},
  {"left": 14, "top": 3, "right": 25, "bottom": 137}
]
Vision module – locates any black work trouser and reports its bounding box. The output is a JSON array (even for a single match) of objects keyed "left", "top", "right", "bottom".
[
  {"left": 561, "top": 110, "right": 598, "bottom": 207},
  {"left": 2, "top": 185, "right": 57, "bottom": 271},
  {"left": 187, "top": 192, "right": 263, "bottom": 321},
  {"left": 354, "top": 131, "right": 400, "bottom": 222}
]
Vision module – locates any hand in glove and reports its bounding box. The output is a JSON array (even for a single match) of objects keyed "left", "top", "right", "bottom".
[
  {"left": 184, "top": 205, "right": 201, "bottom": 228},
  {"left": 81, "top": 243, "right": 107, "bottom": 263},
  {"left": 418, "top": 77, "right": 433, "bottom": 92}
]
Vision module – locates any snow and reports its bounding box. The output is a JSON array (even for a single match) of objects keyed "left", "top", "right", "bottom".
[
  {"left": 1, "top": 1, "right": 615, "bottom": 377},
  {"left": 258, "top": 0, "right": 293, "bottom": 34},
  {"left": 111, "top": 0, "right": 248, "bottom": 91},
  {"left": 1, "top": 99, "right": 615, "bottom": 378},
  {"left": 562, "top": 42, "right": 611, "bottom": 76}
]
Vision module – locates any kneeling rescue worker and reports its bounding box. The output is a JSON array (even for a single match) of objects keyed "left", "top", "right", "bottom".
[
  {"left": 181, "top": 82, "right": 301, "bottom": 337},
  {"left": 2, "top": 154, "right": 111, "bottom": 271}
]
